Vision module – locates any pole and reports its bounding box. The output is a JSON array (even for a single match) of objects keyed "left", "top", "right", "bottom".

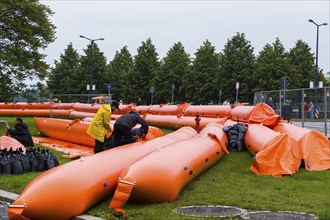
[
  {"left": 324, "top": 87, "right": 328, "bottom": 138},
  {"left": 89, "top": 41, "right": 94, "bottom": 104},
  {"left": 309, "top": 19, "right": 328, "bottom": 105},
  {"left": 302, "top": 88, "right": 305, "bottom": 128},
  {"left": 79, "top": 35, "right": 104, "bottom": 104}
]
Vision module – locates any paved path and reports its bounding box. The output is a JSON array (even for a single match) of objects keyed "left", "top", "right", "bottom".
[
  {"left": 0, "top": 202, "right": 9, "bottom": 220},
  {"left": 292, "top": 121, "right": 330, "bottom": 138}
]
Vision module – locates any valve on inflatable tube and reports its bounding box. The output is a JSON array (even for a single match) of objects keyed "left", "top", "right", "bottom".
[{"left": 195, "top": 112, "right": 201, "bottom": 132}]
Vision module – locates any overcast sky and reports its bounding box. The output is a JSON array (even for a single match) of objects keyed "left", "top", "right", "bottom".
[{"left": 40, "top": 0, "right": 330, "bottom": 73}]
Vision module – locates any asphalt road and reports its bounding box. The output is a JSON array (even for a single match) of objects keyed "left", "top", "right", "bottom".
[{"left": 292, "top": 121, "right": 330, "bottom": 138}]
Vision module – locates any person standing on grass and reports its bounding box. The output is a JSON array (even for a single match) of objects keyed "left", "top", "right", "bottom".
[
  {"left": 309, "top": 102, "right": 314, "bottom": 119},
  {"left": 87, "top": 101, "right": 119, "bottom": 154},
  {"left": 5, "top": 117, "right": 34, "bottom": 147},
  {"left": 112, "top": 110, "right": 149, "bottom": 147}
]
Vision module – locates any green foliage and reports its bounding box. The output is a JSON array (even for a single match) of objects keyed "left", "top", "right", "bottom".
[
  {"left": 47, "top": 43, "right": 81, "bottom": 94},
  {"left": 80, "top": 42, "right": 109, "bottom": 95},
  {"left": 220, "top": 33, "right": 256, "bottom": 103},
  {"left": 288, "top": 40, "right": 327, "bottom": 88},
  {"left": 127, "top": 38, "right": 160, "bottom": 104},
  {"left": 255, "top": 38, "right": 290, "bottom": 92},
  {"left": 0, "top": 0, "right": 56, "bottom": 102},
  {"left": 153, "top": 42, "right": 191, "bottom": 104},
  {"left": 183, "top": 40, "right": 220, "bottom": 104},
  {"left": 108, "top": 46, "right": 134, "bottom": 102}
]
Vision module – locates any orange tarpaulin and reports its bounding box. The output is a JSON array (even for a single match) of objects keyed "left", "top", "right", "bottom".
[
  {"left": 244, "top": 123, "right": 300, "bottom": 177},
  {"left": 273, "top": 122, "right": 330, "bottom": 171},
  {"left": 230, "top": 103, "right": 281, "bottom": 128},
  {"left": 33, "top": 137, "right": 93, "bottom": 159}
]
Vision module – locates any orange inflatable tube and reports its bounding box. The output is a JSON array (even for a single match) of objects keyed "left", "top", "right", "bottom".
[
  {"left": 72, "top": 103, "right": 101, "bottom": 113},
  {"left": 109, "top": 123, "right": 228, "bottom": 214},
  {"left": 145, "top": 114, "right": 226, "bottom": 130},
  {"left": 69, "top": 110, "right": 96, "bottom": 119},
  {"left": 0, "top": 109, "right": 71, "bottom": 117},
  {"left": 0, "top": 102, "right": 52, "bottom": 109},
  {"left": 273, "top": 122, "right": 330, "bottom": 171},
  {"left": 34, "top": 117, "right": 164, "bottom": 148},
  {"left": 34, "top": 117, "right": 95, "bottom": 147},
  {"left": 147, "top": 103, "right": 190, "bottom": 116},
  {"left": 7, "top": 127, "right": 198, "bottom": 220},
  {"left": 184, "top": 105, "right": 232, "bottom": 118}
]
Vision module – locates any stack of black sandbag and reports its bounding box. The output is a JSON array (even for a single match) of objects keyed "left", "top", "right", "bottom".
[
  {"left": 0, "top": 147, "right": 59, "bottom": 175},
  {"left": 223, "top": 122, "right": 248, "bottom": 152}
]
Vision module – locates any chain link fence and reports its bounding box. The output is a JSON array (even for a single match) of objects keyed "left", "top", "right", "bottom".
[{"left": 254, "top": 87, "right": 329, "bottom": 138}]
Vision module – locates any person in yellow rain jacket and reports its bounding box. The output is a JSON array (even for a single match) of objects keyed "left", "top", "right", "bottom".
[{"left": 87, "top": 101, "right": 119, "bottom": 154}]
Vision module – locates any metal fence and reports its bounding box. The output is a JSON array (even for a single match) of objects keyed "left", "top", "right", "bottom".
[
  {"left": 254, "top": 87, "right": 329, "bottom": 138},
  {"left": 49, "top": 93, "right": 112, "bottom": 104}
]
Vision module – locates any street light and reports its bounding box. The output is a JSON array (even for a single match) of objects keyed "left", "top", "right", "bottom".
[
  {"left": 80, "top": 35, "right": 104, "bottom": 103},
  {"left": 308, "top": 19, "right": 327, "bottom": 104}
]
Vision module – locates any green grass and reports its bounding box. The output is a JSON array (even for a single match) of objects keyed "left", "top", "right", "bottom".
[{"left": 0, "top": 116, "right": 329, "bottom": 219}]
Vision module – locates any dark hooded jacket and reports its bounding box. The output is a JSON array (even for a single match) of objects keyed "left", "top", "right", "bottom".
[
  {"left": 8, "top": 122, "right": 34, "bottom": 147},
  {"left": 115, "top": 111, "right": 149, "bottom": 135}
]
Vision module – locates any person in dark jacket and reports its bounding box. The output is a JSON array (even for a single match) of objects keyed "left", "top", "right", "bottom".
[
  {"left": 112, "top": 110, "right": 149, "bottom": 147},
  {"left": 5, "top": 117, "right": 34, "bottom": 147}
]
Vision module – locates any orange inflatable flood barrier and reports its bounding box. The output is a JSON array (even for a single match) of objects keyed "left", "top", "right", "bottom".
[
  {"left": 147, "top": 102, "right": 190, "bottom": 115},
  {"left": 34, "top": 117, "right": 164, "bottom": 149},
  {"left": 184, "top": 104, "right": 232, "bottom": 118},
  {"left": 145, "top": 114, "right": 226, "bottom": 130},
  {"left": 34, "top": 117, "right": 95, "bottom": 147},
  {"left": 244, "top": 123, "right": 300, "bottom": 177},
  {"left": 0, "top": 102, "right": 52, "bottom": 109},
  {"left": 109, "top": 123, "right": 228, "bottom": 214},
  {"left": 0, "top": 109, "right": 71, "bottom": 117},
  {"left": 7, "top": 126, "right": 197, "bottom": 220},
  {"left": 273, "top": 122, "right": 330, "bottom": 171}
]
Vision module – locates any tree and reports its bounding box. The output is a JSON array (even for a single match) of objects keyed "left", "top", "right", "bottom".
[
  {"left": 255, "top": 38, "right": 290, "bottom": 93},
  {"left": 153, "top": 42, "right": 191, "bottom": 104},
  {"left": 47, "top": 43, "right": 81, "bottom": 95},
  {"left": 220, "top": 33, "right": 256, "bottom": 103},
  {"left": 0, "top": 0, "right": 56, "bottom": 102},
  {"left": 182, "top": 40, "right": 220, "bottom": 104},
  {"left": 127, "top": 38, "right": 160, "bottom": 104},
  {"left": 79, "top": 42, "right": 108, "bottom": 98},
  {"left": 108, "top": 46, "right": 134, "bottom": 102},
  {"left": 288, "top": 40, "right": 327, "bottom": 88}
]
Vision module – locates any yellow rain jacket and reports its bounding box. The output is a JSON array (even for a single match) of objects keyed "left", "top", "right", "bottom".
[{"left": 87, "top": 104, "right": 112, "bottom": 142}]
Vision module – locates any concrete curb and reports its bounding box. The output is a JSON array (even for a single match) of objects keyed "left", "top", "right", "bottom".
[{"left": 0, "top": 190, "right": 104, "bottom": 220}]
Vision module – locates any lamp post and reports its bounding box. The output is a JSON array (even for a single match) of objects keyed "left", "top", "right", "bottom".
[
  {"left": 80, "top": 35, "right": 104, "bottom": 103},
  {"left": 308, "top": 19, "right": 327, "bottom": 104}
]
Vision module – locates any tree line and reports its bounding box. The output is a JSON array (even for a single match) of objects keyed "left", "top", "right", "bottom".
[
  {"left": 45, "top": 35, "right": 327, "bottom": 105},
  {"left": 0, "top": 1, "right": 328, "bottom": 104}
]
